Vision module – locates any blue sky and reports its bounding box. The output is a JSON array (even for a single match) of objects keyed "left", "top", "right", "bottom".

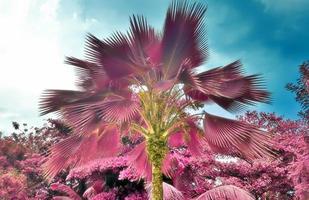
[{"left": 0, "top": 0, "right": 308, "bottom": 134}]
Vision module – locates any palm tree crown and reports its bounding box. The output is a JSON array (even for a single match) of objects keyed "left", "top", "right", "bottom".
[{"left": 40, "top": 1, "right": 274, "bottom": 199}]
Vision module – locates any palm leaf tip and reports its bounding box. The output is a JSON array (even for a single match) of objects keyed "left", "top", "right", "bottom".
[
  {"left": 84, "top": 32, "right": 139, "bottom": 79},
  {"left": 196, "top": 185, "right": 255, "bottom": 200},
  {"left": 39, "top": 89, "right": 85, "bottom": 116},
  {"left": 191, "top": 60, "right": 271, "bottom": 113},
  {"left": 162, "top": 0, "right": 208, "bottom": 79},
  {"left": 128, "top": 15, "right": 159, "bottom": 64},
  {"left": 203, "top": 112, "right": 275, "bottom": 161},
  {"left": 64, "top": 56, "right": 107, "bottom": 90}
]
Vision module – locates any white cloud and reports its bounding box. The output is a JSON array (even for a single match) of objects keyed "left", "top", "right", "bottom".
[
  {"left": 0, "top": 112, "right": 20, "bottom": 119},
  {"left": 40, "top": 0, "right": 59, "bottom": 21},
  {"left": 0, "top": 0, "right": 101, "bottom": 134}
]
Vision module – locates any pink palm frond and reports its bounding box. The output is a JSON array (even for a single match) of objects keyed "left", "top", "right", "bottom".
[
  {"left": 162, "top": 152, "right": 176, "bottom": 178},
  {"left": 83, "top": 180, "right": 104, "bottom": 199},
  {"left": 162, "top": 182, "right": 185, "bottom": 200},
  {"left": 203, "top": 112, "right": 274, "bottom": 160},
  {"left": 186, "top": 127, "right": 203, "bottom": 157},
  {"left": 161, "top": 1, "right": 208, "bottom": 80},
  {"left": 184, "top": 60, "right": 243, "bottom": 102},
  {"left": 43, "top": 135, "right": 82, "bottom": 179},
  {"left": 168, "top": 132, "right": 185, "bottom": 148},
  {"left": 153, "top": 79, "right": 177, "bottom": 92},
  {"left": 178, "top": 68, "right": 203, "bottom": 91},
  {"left": 40, "top": 89, "right": 140, "bottom": 134},
  {"left": 127, "top": 142, "right": 152, "bottom": 181},
  {"left": 85, "top": 33, "right": 146, "bottom": 80},
  {"left": 128, "top": 15, "right": 160, "bottom": 68},
  {"left": 99, "top": 94, "right": 140, "bottom": 123},
  {"left": 43, "top": 126, "right": 120, "bottom": 180},
  {"left": 65, "top": 57, "right": 108, "bottom": 91},
  {"left": 198, "top": 60, "right": 244, "bottom": 82},
  {"left": 168, "top": 118, "right": 203, "bottom": 156},
  {"left": 184, "top": 87, "right": 210, "bottom": 102},
  {"left": 195, "top": 185, "right": 254, "bottom": 200},
  {"left": 50, "top": 183, "right": 81, "bottom": 200},
  {"left": 39, "top": 90, "right": 87, "bottom": 116},
  {"left": 185, "top": 60, "right": 270, "bottom": 112},
  {"left": 127, "top": 143, "right": 177, "bottom": 181}
]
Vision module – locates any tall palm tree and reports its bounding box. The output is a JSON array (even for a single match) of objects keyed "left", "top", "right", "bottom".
[{"left": 39, "top": 1, "right": 274, "bottom": 199}]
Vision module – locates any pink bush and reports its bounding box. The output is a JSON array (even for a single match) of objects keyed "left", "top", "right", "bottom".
[{"left": 0, "top": 171, "right": 28, "bottom": 199}]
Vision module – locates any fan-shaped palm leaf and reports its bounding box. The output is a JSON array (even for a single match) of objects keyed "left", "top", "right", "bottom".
[
  {"left": 40, "top": 89, "right": 139, "bottom": 134},
  {"left": 39, "top": 90, "right": 87, "bottom": 116},
  {"left": 127, "top": 142, "right": 178, "bottom": 181},
  {"left": 43, "top": 126, "right": 120, "bottom": 179},
  {"left": 99, "top": 94, "right": 140, "bottom": 123},
  {"left": 50, "top": 183, "right": 81, "bottom": 200},
  {"left": 127, "top": 141, "right": 152, "bottom": 181},
  {"left": 195, "top": 185, "right": 254, "bottom": 200},
  {"left": 184, "top": 60, "right": 244, "bottom": 102},
  {"left": 161, "top": 1, "right": 208, "bottom": 80},
  {"left": 203, "top": 112, "right": 274, "bottom": 160},
  {"left": 85, "top": 33, "right": 147, "bottom": 80},
  {"left": 65, "top": 57, "right": 108, "bottom": 91},
  {"left": 128, "top": 15, "right": 160, "bottom": 68},
  {"left": 168, "top": 118, "right": 203, "bottom": 156},
  {"left": 185, "top": 61, "right": 270, "bottom": 112}
]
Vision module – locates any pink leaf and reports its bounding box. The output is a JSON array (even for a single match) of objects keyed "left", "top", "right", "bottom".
[
  {"left": 44, "top": 125, "right": 120, "bottom": 180},
  {"left": 50, "top": 183, "right": 81, "bottom": 200},
  {"left": 127, "top": 142, "right": 152, "bottom": 181},
  {"left": 85, "top": 33, "right": 146, "bottom": 80},
  {"left": 195, "top": 185, "right": 255, "bottom": 200},
  {"left": 168, "top": 132, "right": 185, "bottom": 148},
  {"left": 203, "top": 112, "right": 275, "bottom": 161},
  {"left": 161, "top": 1, "right": 208, "bottom": 79}
]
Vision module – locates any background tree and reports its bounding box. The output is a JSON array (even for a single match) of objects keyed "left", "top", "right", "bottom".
[
  {"left": 0, "top": 120, "right": 70, "bottom": 199},
  {"left": 286, "top": 61, "right": 309, "bottom": 122}
]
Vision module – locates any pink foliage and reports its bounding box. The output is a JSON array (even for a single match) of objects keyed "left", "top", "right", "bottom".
[
  {"left": 124, "top": 192, "right": 148, "bottom": 200},
  {"left": 19, "top": 153, "right": 43, "bottom": 176},
  {"left": 67, "top": 156, "right": 129, "bottom": 180},
  {"left": 0, "top": 156, "right": 10, "bottom": 170},
  {"left": 119, "top": 166, "right": 141, "bottom": 182},
  {"left": 0, "top": 171, "right": 28, "bottom": 199},
  {"left": 91, "top": 190, "right": 117, "bottom": 200}
]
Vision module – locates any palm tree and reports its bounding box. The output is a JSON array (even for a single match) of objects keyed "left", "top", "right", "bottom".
[{"left": 39, "top": 1, "right": 274, "bottom": 199}]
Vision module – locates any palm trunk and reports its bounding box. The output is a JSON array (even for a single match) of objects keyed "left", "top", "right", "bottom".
[
  {"left": 151, "top": 161, "right": 163, "bottom": 200},
  {"left": 147, "top": 134, "right": 167, "bottom": 200}
]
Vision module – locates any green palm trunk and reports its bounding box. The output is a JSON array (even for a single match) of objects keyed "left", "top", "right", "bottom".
[
  {"left": 147, "top": 134, "right": 167, "bottom": 200},
  {"left": 151, "top": 162, "right": 163, "bottom": 200}
]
